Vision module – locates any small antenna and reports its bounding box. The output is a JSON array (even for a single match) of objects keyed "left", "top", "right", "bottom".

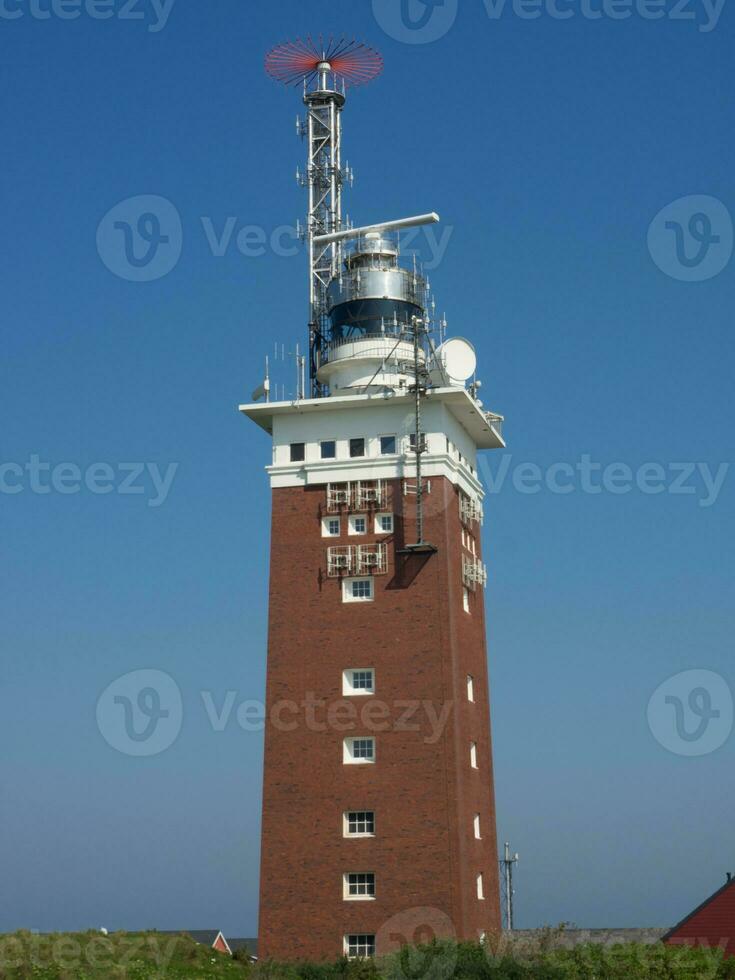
[
  {"left": 251, "top": 355, "right": 271, "bottom": 403},
  {"left": 500, "top": 842, "right": 520, "bottom": 931}
]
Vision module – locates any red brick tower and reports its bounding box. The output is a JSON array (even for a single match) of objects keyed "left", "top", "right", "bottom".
[{"left": 241, "top": 38, "right": 505, "bottom": 962}]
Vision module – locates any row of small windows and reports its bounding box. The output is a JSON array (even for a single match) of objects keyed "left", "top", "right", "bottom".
[
  {"left": 348, "top": 810, "right": 481, "bottom": 841},
  {"left": 345, "top": 736, "right": 480, "bottom": 769},
  {"left": 290, "top": 435, "right": 398, "bottom": 463},
  {"left": 288, "top": 435, "right": 477, "bottom": 475},
  {"left": 323, "top": 513, "right": 394, "bottom": 538}
]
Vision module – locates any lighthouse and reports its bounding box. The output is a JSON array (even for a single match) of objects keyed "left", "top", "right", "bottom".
[{"left": 241, "top": 37, "right": 505, "bottom": 962}]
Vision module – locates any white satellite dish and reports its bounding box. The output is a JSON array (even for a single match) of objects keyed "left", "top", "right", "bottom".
[{"left": 434, "top": 337, "right": 477, "bottom": 385}]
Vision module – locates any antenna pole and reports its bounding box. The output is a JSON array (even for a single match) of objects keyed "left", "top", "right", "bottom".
[
  {"left": 413, "top": 320, "right": 424, "bottom": 545},
  {"left": 266, "top": 37, "right": 383, "bottom": 400},
  {"left": 500, "top": 842, "right": 519, "bottom": 931},
  {"left": 303, "top": 62, "right": 345, "bottom": 398}
]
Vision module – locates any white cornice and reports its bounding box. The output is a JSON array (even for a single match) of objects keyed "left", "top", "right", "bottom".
[
  {"left": 266, "top": 452, "right": 485, "bottom": 498},
  {"left": 240, "top": 387, "right": 504, "bottom": 452}
]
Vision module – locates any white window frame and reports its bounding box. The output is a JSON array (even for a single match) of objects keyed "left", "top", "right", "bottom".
[
  {"left": 474, "top": 813, "right": 482, "bottom": 839},
  {"left": 349, "top": 514, "right": 368, "bottom": 536},
  {"left": 467, "top": 674, "right": 475, "bottom": 702},
  {"left": 470, "top": 742, "right": 478, "bottom": 769},
  {"left": 344, "top": 935, "right": 375, "bottom": 959},
  {"left": 379, "top": 434, "right": 397, "bottom": 456},
  {"left": 343, "top": 811, "right": 376, "bottom": 838},
  {"left": 343, "top": 668, "right": 375, "bottom": 696},
  {"left": 463, "top": 587, "right": 470, "bottom": 613},
  {"left": 343, "top": 872, "right": 376, "bottom": 901},
  {"left": 477, "top": 873, "right": 485, "bottom": 900},
  {"left": 344, "top": 736, "right": 376, "bottom": 765},
  {"left": 374, "top": 512, "right": 394, "bottom": 534},
  {"left": 320, "top": 439, "right": 337, "bottom": 460},
  {"left": 342, "top": 577, "right": 374, "bottom": 604},
  {"left": 322, "top": 516, "right": 341, "bottom": 538},
  {"left": 349, "top": 437, "right": 366, "bottom": 458}
]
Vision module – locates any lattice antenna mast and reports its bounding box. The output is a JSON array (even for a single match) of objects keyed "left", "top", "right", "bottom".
[
  {"left": 500, "top": 842, "right": 520, "bottom": 931},
  {"left": 265, "top": 37, "right": 383, "bottom": 397}
]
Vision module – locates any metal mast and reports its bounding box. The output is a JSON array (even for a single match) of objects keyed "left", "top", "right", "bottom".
[
  {"left": 500, "top": 842, "right": 520, "bottom": 931},
  {"left": 301, "top": 64, "right": 344, "bottom": 396},
  {"left": 265, "top": 37, "right": 383, "bottom": 397}
]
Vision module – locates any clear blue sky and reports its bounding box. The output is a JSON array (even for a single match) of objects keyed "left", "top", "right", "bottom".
[{"left": 1, "top": 0, "right": 734, "bottom": 939}]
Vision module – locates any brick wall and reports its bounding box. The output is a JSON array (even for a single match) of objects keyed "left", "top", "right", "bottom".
[{"left": 258, "top": 476, "right": 501, "bottom": 960}]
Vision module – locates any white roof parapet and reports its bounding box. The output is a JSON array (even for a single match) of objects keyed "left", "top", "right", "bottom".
[{"left": 239, "top": 388, "right": 505, "bottom": 451}]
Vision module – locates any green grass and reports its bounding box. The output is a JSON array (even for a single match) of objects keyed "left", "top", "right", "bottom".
[
  {"left": 0, "top": 930, "right": 249, "bottom": 979},
  {"left": 1, "top": 932, "right": 734, "bottom": 980}
]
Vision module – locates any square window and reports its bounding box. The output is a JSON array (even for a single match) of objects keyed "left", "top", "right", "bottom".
[
  {"left": 380, "top": 435, "right": 396, "bottom": 455},
  {"left": 375, "top": 513, "right": 393, "bottom": 534},
  {"left": 350, "top": 438, "right": 366, "bottom": 458},
  {"left": 290, "top": 442, "right": 305, "bottom": 462},
  {"left": 349, "top": 515, "right": 367, "bottom": 536},
  {"left": 321, "top": 440, "right": 337, "bottom": 459},
  {"left": 352, "top": 670, "right": 373, "bottom": 691},
  {"left": 344, "top": 811, "right": 375, "bottom": 837},
  {"left": 342, "top": 578, "right": 374, "bottom": 603},
  {"left": 353, "top": 738, "right": 374, "bottom": 759},
  {"left": 409, "top": 433, "right": 427, "bottom": 453},
  {"left": 344, "top": 736, "right": 375, "bottom": 764},
  {"left": 342, "top": 669, "right": 374, "bottom": 695},
  {"left": 345, "top": 935, "right": 375, "bottom": 959},
  {"left": 344, "top": 872, "right": 376, "bottom": 900},
  {"left": 322, "top": 517, "right": 341, "bottom": 538}
]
